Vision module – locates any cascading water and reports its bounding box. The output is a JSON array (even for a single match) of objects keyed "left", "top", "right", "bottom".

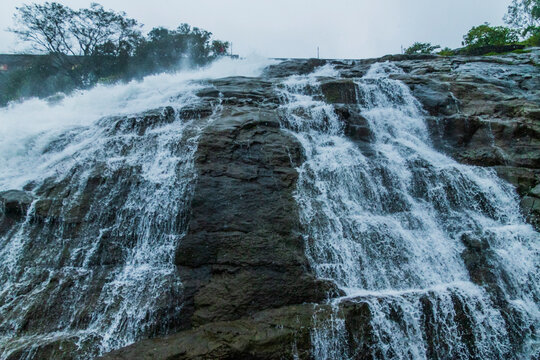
[
  {"left": 0, "top": 56, "right": 537, "bottom": 360},
  {"left": 278, "top": 63, "right": 539, "bottom": 359},
  {"left": 0, "top": 58, "right": 272, "bottom": 359}
]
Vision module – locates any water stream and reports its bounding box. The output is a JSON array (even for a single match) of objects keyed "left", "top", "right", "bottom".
[
  {"left": 0, "top": 58, "right": 537, "bottom": 359},
  {"left": 278, "top": 62, "right": 539, "bottom": 359},
  {"left": 0, "top": 58, "right": 271, "bottom": 359}
]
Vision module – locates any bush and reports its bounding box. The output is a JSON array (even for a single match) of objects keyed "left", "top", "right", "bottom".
[
  {"left": 0, "top": 55, "right": 78, "bottom": 105},
  {"left": 462, "top": 23, "right": 519, "bottom": 48},
  {"left": 437, "top": 47, "right": 455, "bottom": 56},
  {"left": 522, "top": 27, "right": 540, "bottom": 45},
  {"left": 404, "top": 42, "right": 441, "bottom": 55}
]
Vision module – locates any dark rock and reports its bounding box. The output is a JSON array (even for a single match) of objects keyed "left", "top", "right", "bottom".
[
  {"left": 100, "top": 304, "right": 317, "bottom": 360},
  {"left": 0, "top": 190, "right": 33, "bottom": 236},
  {"left": 460, "top": 232, "right": 499, "bottom": 288},
  {"left": 100, "top": 300, "right": 376, "bottom": 360},
  {"left": 320, "top": 79, "right": 358, "bottom": 104},
  {"left": 5, "top": 337, "right": 80, "bottom": 360},
  {"left": 397, "top": 76, "right": 458, "bottom": 116},
  {"left": 175, "top": 106, "right": 341, "bottom": 327},
  {"left": 494, "top": 166, "right": 539, "bottom": 196},
  {"left": 105, "top": 106, "right": 178, "bottom": 136},
  {"left": 454, "top": 44, "right": 526, "bottom": 56},
  {"left": 264, "top": 58, "right": 328, "bottom": 78},
  {"left": 521, "top": 196, "right": 540, "bottom": 229},
  {"left": 0, "top": 190, "right": 33, "bottom": 219},
  {"left": 341, "top": 301, "right": 374, "bottom": 359},
  {"left": 178, "top": 102, "right": 214, "bottom": 119}
]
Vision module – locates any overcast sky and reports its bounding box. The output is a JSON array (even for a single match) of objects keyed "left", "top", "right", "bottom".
[{"left": 0, "top": 0, "right": 512, "bottom": 59}]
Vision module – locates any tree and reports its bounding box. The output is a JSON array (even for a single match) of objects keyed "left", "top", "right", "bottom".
[
  {"left": 10, "top": 2, "right": 142, "bottom": 58},
  {"left": 9, "top": 2, "right": 74, "bottom": 55},
  {"left": 505, "top": 0, "right": 540, "bottom": 35},
  {"left": 132, "top": 24, "right": 229, "bottom": 75},
  {"left": 404, "top": 42, "right": 440, "bottom": 55},
  {"left": 70, "top": 3, "right": 142, "bottom": 57},
  {"left": 462, "top": 23, "right": 519, "bottom": 48},
  {"left": 4, "top": 3, "right": 231, "bottom": 104},
  {"left": 437, "top": 47, "right": 454, "bottom": 56},
  {"left": 211, "top": 40, "right": 230, "bottom": 56}
]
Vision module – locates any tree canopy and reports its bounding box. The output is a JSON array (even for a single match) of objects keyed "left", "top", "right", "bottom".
[
  {"left": 9, "top": 2, "right": 229, "bottom": 68},
  {"left": 404, "top": 42, "right": 441, "bottom": 55},
  {"left": 462, "top": 23, "right": 519, "bottom": 48},
  {"left": 2, "top": 2, "right": 231, "bottom": 106},
  {"left": 505, "top": 0, "right": 540, "bottom": 35},
  {"left": 10, "top": 2, "right": 142, "bottom": 57}
]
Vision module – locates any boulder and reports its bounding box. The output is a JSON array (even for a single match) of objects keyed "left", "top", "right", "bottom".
[{"left": 0, "top": 189, "right": 33, "bottom": 219}]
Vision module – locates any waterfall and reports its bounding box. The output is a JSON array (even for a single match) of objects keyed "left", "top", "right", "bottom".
[
  {"left": 278, "top": 62, "right": 539, "bottom": 359},
  {"left": 0, "top": 58, "right": 272, "bottom": 359},
  {"left": 0, "top": 56, "right": 537, "bottom": 359}
]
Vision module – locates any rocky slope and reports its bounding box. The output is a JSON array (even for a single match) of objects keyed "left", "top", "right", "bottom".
[
  {"left": 101, "top": 50, "right": 538, "bottom": 359},
  {"left": 1, "top": 50, "right": 538, "bottom": 359}
]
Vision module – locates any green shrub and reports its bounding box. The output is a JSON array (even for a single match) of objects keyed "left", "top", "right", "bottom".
[
  {"left": 437, "top": 47, "right": 455, "bottom": 56},
  {"left": 462, "top": 23, "right": 519, "bottom": 48},
  {"left": 404, "top": 42, "right": 441, "bottom": 55},
  {"left": 522, "top": 27, "right": 540, "bottom": 45}
]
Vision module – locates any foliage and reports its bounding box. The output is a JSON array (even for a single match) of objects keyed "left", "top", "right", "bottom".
[
  {"left": 2, "top": 2, "right": 230, "bottom": 106},
  {"left": 132, "top": 24, "right": 229, "bottom": 76},
  {"left": 0, "top": 55, "right": 77, "bottom": 105},
  {"left": 462, "top": 23, "right": 519, "bottom": 48},
  {"left": 505, "top": 0, "right": 540, "bottom": 35},
  {"left": 404, "top": 42, "right": 440, "bottom": 55},
  {"left": 437, "top": 47, "right": 455, "bottom": 56},
  {"left": 520, "top": 27, "right": 540, "bottom": 45},
  {"left": 9, "top": 2, "right": 142, "bottom": 72}
]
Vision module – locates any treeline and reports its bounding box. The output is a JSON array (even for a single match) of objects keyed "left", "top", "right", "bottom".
[
  {"left": 0, "top": 2, "right": 230, "bottom": 106},
  {"left": 405, "top": 0, "right": 539, "bottom": 55}
]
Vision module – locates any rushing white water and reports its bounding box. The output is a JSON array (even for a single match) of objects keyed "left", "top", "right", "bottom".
[
  {"left": 278, "top": 62, "right": 539, "bottom": 359},
  {"left": 0, "top": 57, "right": 274, "bottom": 359},
  {"left": 0, "top": 56, "right": 274, "bottom": 190},
  {"left": 0, "top": 56, "right": 538, "bottom": 359}
]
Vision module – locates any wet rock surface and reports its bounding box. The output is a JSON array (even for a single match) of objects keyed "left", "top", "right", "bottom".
[
  {"left": 315, "top": 50, "right": 540, "bottom": 229},
  {"left": 2, "top": 51, "right": 538, "bottom": 359},
  {"left": 100, "top": 301, "right": 374, "bottom": 360},
  {"left": 391, "top": 50, "right": 540, "bottom": 229},
  {"left": 174, "top": 100, "right": 339, "bottom": 327},
  {"left": 0, "top": 190, "right": 33, "bottom": 235},
  {"left": 104, "top": 52, "right": 537, "bottom": 359}
]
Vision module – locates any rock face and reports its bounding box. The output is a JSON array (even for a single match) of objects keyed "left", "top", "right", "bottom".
[
  {"left": 1, "top": 51, "right": 538, "bottom": 360},
  {"left": 101, "top": 52, "right": 538, "bottom": 359},
  {"left": 397, "top": 52, "right": 540, "bottom": 229},
  {"left": 319, "top": 50, "right": 540, "bottom": 230},
  {"left": 0, "top": 190, "right": 33, "bottom": 234},
  {"left": 101, "top": 301, "right": 374, "bottom": 360},
  {"left": 174, "top": 80, "right": 339, "bottom": 328}
]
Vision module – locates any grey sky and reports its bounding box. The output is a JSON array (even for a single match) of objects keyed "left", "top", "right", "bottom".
[{"left": 0, "top": 0, "right": 512, "bottom": 59}]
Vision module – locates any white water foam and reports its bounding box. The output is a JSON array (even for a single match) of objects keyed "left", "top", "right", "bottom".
[
  {"left": 278, "top": 62, "right": 539, "bottom": 359},
  {"left": 0, "top": 57, "right": 272, "bottom": 359}
]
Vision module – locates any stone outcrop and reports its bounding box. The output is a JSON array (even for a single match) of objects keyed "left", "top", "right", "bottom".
[
  {"left": 101, "top": 301, "right": 374, "bottom": 360},
  {"left": 0, "top": 190, "right": 33, "bottom": 235},
  {"left": 174, "top": 81, "right": 339, "bottom": 328},
  {"left": 101, "top": 304, "right": 317, "bottom": 360}
]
